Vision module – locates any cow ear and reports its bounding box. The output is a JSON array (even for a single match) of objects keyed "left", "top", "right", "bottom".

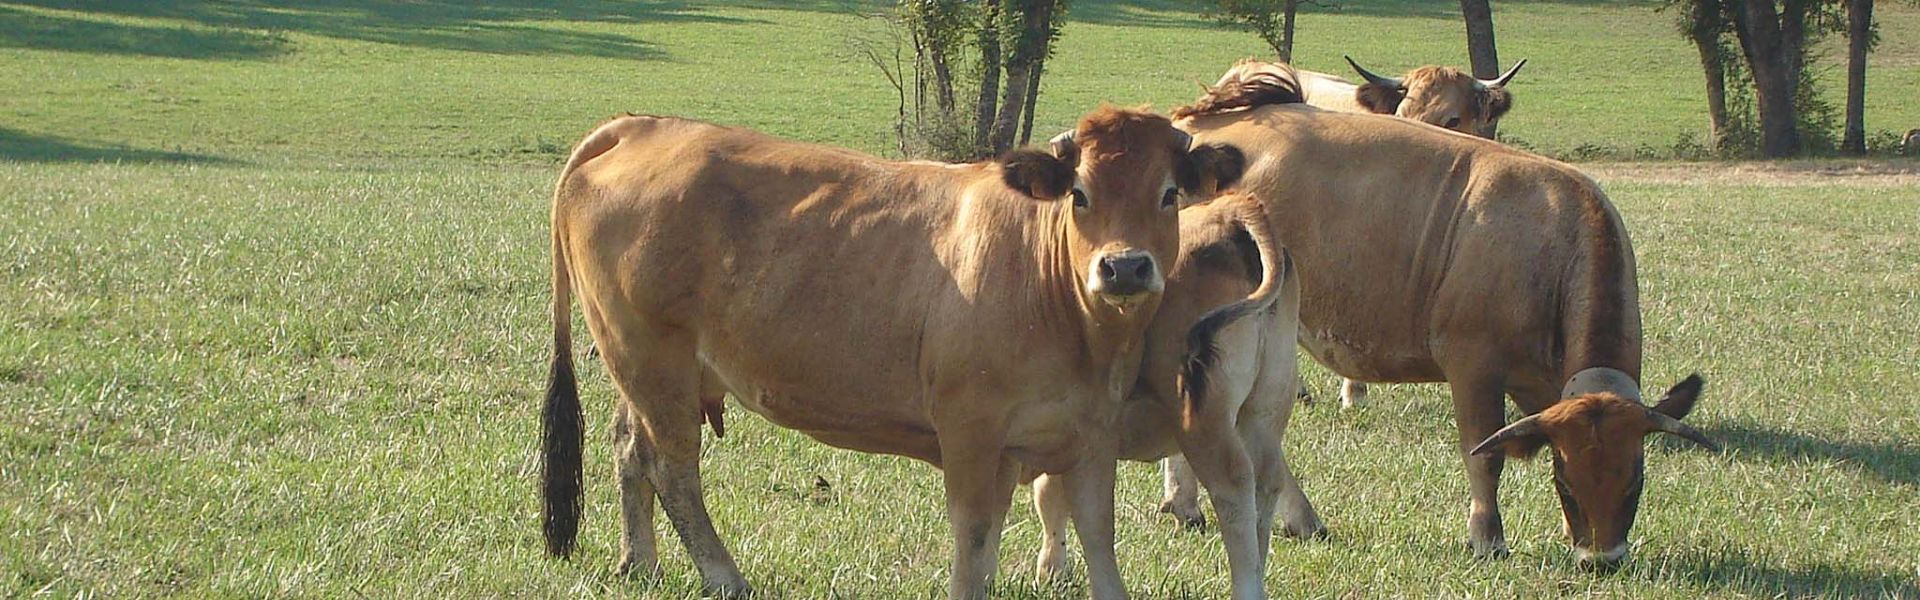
[
  {"left": 999, "top": 148, "right": 1075, "bottom": 200},
  {"left": 1356, "top": 83, "right": 1406, "bottom": 114},
  {"left": 1651, "top": 374, "right": 1705, "bottom": 420},
  {"left": 1483, "top": 87, "right": 1514, "bottom": 121},
  {"left": 1176, "top": 143, "right": 1245, "bottom": 197}
]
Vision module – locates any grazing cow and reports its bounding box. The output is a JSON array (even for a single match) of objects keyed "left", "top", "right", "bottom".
[
  {"left": 1158, "top": 62, "right": 1717, "bottom": 569},
  {"left": 540, "top": 107, "right": 1249, "bottom": 599},
  {"left": 1030, "top": 191, "right": 1318, "bottom": 600}
]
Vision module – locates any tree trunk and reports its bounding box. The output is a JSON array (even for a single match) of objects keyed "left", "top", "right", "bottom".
[
  {"left": 991, "top": 0, "right": 1055, "bottom": 154},
  {"left": 1279, "top": 0, "right": 1298, "bottom": 62},
  {"left": 1729, "top": 0, "right": 1802, "bottom": 157},
  {"left": 974, "top": 0, "right": 1002, "bottom": 156},
  {"left": 1684, "top": 0, "right": 1731, "bottom": 151},
  {"left": 1842, "top": 0, "right": 1872, "bottom": 155},
  {"left": 1459, "top": 0, "right": 1500, "bottom": 139},
  {"left": 1019, "top": 48, "right": 1045, "bottom": 145}
]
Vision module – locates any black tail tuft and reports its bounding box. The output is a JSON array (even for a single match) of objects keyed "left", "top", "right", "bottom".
[
  {"left": 1179, "top": 304, "right": 1247, "bottom": 425},
  {"left": 541, "top": 347, "right": 584, "bottom": 558}
]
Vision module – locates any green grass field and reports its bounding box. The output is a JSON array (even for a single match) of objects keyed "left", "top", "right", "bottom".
[{"left": 3, "top": 1, "right": 1918, "bottom": 598}]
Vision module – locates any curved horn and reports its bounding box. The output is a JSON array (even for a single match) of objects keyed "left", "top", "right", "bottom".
[
  {"left": 1478, "top": 58, "right": 1528, "bottom": 89},
  {"left": 1345, "top": 55, "right": 1403, "bottom": 89},
  {"left": 1049, "top": 128, "right": 1076, "bottom": 157},
  {"left": 1172, "top": 128, "right": 1193, "bottom": 151},
  {"left": 1647, "top": 410, "right": 1720, "bottom": 452},
  {"left": 1470, "top": 414, "right": 1543, "bottom": 456}
]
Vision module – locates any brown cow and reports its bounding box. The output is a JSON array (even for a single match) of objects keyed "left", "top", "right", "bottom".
[
  {"left": 1160, "top": 62, "right": 1717, "bottom": 569},
  {"left": 539, "top": 107, "right": 1249, "bottom": 599},
  {"left": 1030, "top": 191, "right": 1319, "bottom": 600}
]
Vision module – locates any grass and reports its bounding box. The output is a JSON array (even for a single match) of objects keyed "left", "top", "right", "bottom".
[{"left": 2, "top": 1, "right": 1918, "bottom": 598}]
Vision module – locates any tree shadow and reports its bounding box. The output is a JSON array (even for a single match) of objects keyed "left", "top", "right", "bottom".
[
  {"left": 0, "top": 128, "right": 237, "bottom": 164},
  {"left": 1643, "top": 548, "right": 1919, "bottom": 598},
  {"left": 0, "top": 5, "right": 288, "bottom": 59},
  {"left": 0, "top": 0, "right": 735, "bottom": 60},
  {"left": 1684, "top": 421, "right": 1919, "bottom": 487}
]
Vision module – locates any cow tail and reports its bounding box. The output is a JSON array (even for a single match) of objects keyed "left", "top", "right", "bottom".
[
  {"left": 1180, "top": 194, "right": 1290, "bottom": 428},
  {"left": 542, "top": 123, "right": 625, "bottom": 559}
]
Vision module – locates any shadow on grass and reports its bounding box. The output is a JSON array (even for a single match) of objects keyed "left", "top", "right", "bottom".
[
  {"left": 0, "top": 5, "right": 288, "bottom": 59},
  {"left": 0, "top": 128, "right": 236, "bottom": 164},
  {"left": 1694, "top": 421, "right": 1919, "bottom": 487},
  {"left": 0, "top": 0, "right": 708, "bottom": 60},
  {"left": 1647, "top": 549, "right": 1919, "bottom": 598}
]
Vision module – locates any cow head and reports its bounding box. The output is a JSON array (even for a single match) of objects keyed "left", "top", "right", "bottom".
[
  {"left": 1001, "top": 107, "right": 1244, "bottom": 318},
  {"left": 1347, "top": 56, "right": 1525, "bottom": 136},
  {"left": 1470, "top": 371, "right": 1716, "bottom": 570}
]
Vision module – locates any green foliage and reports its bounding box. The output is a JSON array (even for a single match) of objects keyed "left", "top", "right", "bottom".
[{"left": 1201, "top": 0, "right": 1292, "bottom": 57}]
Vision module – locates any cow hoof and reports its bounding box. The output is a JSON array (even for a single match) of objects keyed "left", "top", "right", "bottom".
[
  {"left": 615, "top": 557, "right": 661, "bottom": 580},
  {"left": 1467, "top": 538, "right": 1511, "bottom": 560},
  {"left": 703, "top": 580, "right": 753, "bottom": 599},
  {"left": 1282, "top": 522, "right": 1328, "bottom": 540},
  {"left": 1158, "top": 500, "right": 1206, "bottom": 530}
]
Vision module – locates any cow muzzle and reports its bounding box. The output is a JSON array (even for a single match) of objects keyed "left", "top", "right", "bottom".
[
  {"left": 1575, "top": 542, "right": 1629, "bottom": 572},
  {"left": 1087, "top": 250, "right": 1162, "bottom": 308}
]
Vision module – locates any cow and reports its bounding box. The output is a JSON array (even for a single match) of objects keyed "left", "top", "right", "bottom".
[
  {"left": 1156, "top": 62, "right": 1718, "bottom": 569},
  {"left": 1153, "top": 55, "right": 1531, "bottom": 530},
  {"left": 538, "top": 107, "right": 1252, "bottom": 599},
  {"left": 1029, "top": 191, "right": 1319, "bottom": 600}
]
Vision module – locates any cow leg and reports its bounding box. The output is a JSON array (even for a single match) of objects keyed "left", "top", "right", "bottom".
[
  {"left": 602, "top": 340, "right": 750, "bottom": 597},
  {"left": 941, "top": 429, "right": 1019, "bottom": 600},
  {"left": 611, "top": 402, "right": 661, "bottom": 579},
  {"left": 1057, "top": 445, "right": 1131, "bottom": 600},
  {"left": 1446, "top": 372, "right": 1510, "bottom": 559},
  {"left": 1031, "top": 473, "right": 1073, "bottom": 584},
  {"left": 1157, "top": 456, "right": 1206, "bottom": 529},
  {"left": 1246, "top": 359, "right": 1322, "bottom": 545},
  {"left": 1340, "top": 379, "right": 1369, "bottom": 409},
  {"left": 1176, "top": 415, "right": 1263, "bottom": 599}
]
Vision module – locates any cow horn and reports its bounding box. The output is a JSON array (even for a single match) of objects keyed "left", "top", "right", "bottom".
[
  {"left": 1049, "top": 128, "right": 1076, "bottom": 157},
  {"left": 1172, "top": 128, "right": 1193, "bottom": 151},
  {"left": 1469, "top": 415, "right": 1543, "bottom": 456},
  {"left": 1646, "top": 409, "right": 1720, "bottom": 452},
  {"left": 1345, "top": 55, "right": 1403, "bottom": 89},
  {"left": 1477, "top": 58, "right": 1528, "bottom": 90}
]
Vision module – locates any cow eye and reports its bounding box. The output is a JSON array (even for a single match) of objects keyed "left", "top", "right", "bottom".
[
  {"left": 1444, "top": 117, "right": 1462, "bottom": 129},
  {"left": 1070, "top": 188, "right": 1089, "bottom": 210},
  {"left": 1160, "top": 186, "right": 1180, "bottom": 210}
]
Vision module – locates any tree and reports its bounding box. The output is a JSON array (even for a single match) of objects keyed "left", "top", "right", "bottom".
[
  {"left": 990, "top": 0, "right": 1060, "bottom": 151},
  {"left": 1723, "top": 0, "right": 1824, "bottom": 157},
  {"left": 1841, "top": 0, "right": 1873, "bottom": 155},
  {"left": 1677, "top": 0, "right": 1736, "bottom": 151},
  {"left": 1204, "top": 0, "right": 1333, "bottom": 62},
  {"left": 873, "top": 0, "right": 1068, "bottom": 160},
  {"left": 1458, "top": 0, "right": 1501, "bottom": 138}
]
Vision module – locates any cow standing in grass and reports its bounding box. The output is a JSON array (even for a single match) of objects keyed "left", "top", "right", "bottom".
[
  {"left": 1157, "top": 56, "right": 1531, "bottom": 529},
  {"left": 1161, "top": 63, "right": 1716, "bottom": 568},
  {"left": 539, "top": 107, "right": 1253, "bottom": 599},
  {"left": 1030, "top": 191, "right": 1318, "bottom": 600}
]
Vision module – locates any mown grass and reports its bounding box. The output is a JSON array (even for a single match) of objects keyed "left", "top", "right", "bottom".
[{"left": 3, "top": 1, "right": 1919, "bottom": 598}]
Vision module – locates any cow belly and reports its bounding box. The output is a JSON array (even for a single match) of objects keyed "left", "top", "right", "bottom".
[
  {"left": 701, "top": 355, "right": 939, "bottom": 461},
  {"left": 1298, "top": 324, "right": 1444, "bottom": 383}
]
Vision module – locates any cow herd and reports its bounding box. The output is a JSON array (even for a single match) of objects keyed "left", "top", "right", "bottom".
[{"left": 534, "top": 59, "right": 1718, "bottom": 600}]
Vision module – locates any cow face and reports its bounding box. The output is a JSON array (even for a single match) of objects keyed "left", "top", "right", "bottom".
[
  {"left": 1348, "top": 58, "right": 1524, "bottom": 136},
  {"left": 1470, "top": 375, "right": 1715, "bottom": 569},
  {"left": 1001, "top": 108, "right": 1244, "bottom": 317}
]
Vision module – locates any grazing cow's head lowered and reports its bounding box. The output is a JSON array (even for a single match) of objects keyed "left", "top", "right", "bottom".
[
  {"left": 1346, "top": 56, "right": 1525, "bottom": 135},
  {"left": 1001, "top": 107, "right": 1245, "bottom": 316},
  {"left": 1471, "top": 371, "right": 1717, "bottom": 569}
]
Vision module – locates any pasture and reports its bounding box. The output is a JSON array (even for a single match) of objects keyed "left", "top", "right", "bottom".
[{"left": 3, "top": 1, "right": 1918, "bottom": 598}]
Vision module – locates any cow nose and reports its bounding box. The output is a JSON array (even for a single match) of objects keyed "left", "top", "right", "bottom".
[
  {"left": 1096, "top": 253, "right": 1156, "bottom": 297},
  {"left": 1575, "top": 544, "right": 1629, "bottom": 572}
]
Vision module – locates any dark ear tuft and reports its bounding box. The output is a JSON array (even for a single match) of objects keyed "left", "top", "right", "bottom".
[
  {"left": 1176, "top": 143, "right": 1246, "bottom": 197},
  {"left": 1356, "top": 83, "right": 1406, "bottom": 114},
  {"left": 999, "top": 148, "right": 1074, "bottom": 199},
  {"left": 1652, "top": 373, "right": 1705, "bottom": 420},
  {"left": 1484, "top": 88, "right": 1514, "bottom": 121}
]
